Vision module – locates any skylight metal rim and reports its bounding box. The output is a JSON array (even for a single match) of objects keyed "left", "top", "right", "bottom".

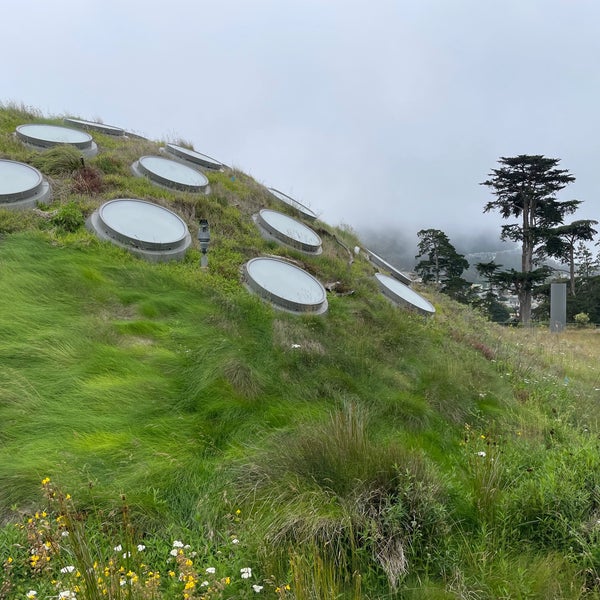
[
  {"left": 15, "top": 124, "right": 94, "bottom": 150},
  {"left": 134, "top": 156, "right": 209, "bottom": 193},
  {"left": 165, "top": 143, "right": 224, "bottom": 171},
  {"left": 267, "top": 187, "right": 318, "bottom": 221},
  {"left": 63, "top": 117, "right": 125, "bottom": 137},
  {"left": 244, "top": 256, "right": 328, "bottom": 314},
  {"left": 0, "top": 159, "right": 45, "bottom": 202},
  {"left": 256, "top": 209, "right": 322, "bottom": 254},
  {"left": 98, "top": 198, "right": 189, "bottom": 251}
]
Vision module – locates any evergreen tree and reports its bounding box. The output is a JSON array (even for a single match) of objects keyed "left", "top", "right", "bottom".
[
  {"left": 481, "top": 155, "right": 578, "bottom": 324},
  {"left": 415, "top": 229, "right": 471, "bottom": 302},
  {"left": 543, "top": 220, "right": 597, "bottom": 295}
]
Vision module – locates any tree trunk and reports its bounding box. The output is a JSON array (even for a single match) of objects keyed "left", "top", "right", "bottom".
[
  {"left": 569, "top": 246, "right": 576, "bottom": 296},
  {"left": 520, "top": 288, "right": 532, "bottom": 326}
]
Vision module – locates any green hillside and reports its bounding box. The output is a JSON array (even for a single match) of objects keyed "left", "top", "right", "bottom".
[{"left": 1, "top": 103, "right": 600, "bottom": 599}]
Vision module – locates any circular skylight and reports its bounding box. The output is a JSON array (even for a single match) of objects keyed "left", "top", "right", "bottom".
[
  {"left": 16, "top": 124, "right": 98, "bottom": 157},
  {"left": 267, "top": 187, "right": 318, "bottom": 221},
  {"left": 255, "top": 209, "right": 322, "bottom": 254},
  {"left": 0, "top": 159, "right": 52, "bottom": 209},
  {"left": 87, "top": 198, "right": 191, "bottom": 262},
  {"left": 375, "top": 273, "right": 435, "bottom": 316},
  {"left": 244, "top": 257, "right": 328, "bottom": 314},
  {"left": 366, "top": 249, "right": 412, "bottom": 285},
  {"left": 63, "top": 117, "right": 125, "bottom": 136},
  {"left": 164, "top": 143, "right": 225, "bottom": 171},
  {"left": 131, "top": 156, "right": 209, "bottom": 193}
]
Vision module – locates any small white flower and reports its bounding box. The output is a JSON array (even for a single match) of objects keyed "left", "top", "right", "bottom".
[
  {"left": 122, "top": 551, "right": 131, "bottom": 558},
  {"left": 201, "top": 581, "right": 209, "bottom": 587},
  {"left": 206, "top": 567, "right": 216, "bottom": 574},
  {"left": 252, "top": 584, "right": 264, "bottom": 592},
  {"left": 184, "top": 544, "right": 191, "bottom": 549},
  {"left": 172, "top": 540, "right": 184, "bottom": 548},
  {"left": 60, "top": 565, "right": 76, "bottom": 574},
  {"left": 59, "top": 592, "right": 77, "bottom": 599},
  {"left": 61, "top": 530, "right": 70, "bottom": 537},
  {"left": 114, "top": 544, "right": 122, "bottom": 552},
  {"left": 26, "top": 592, "right": 37, "bottom": 599},
  {"left": 291, "top": 344, "right": 301, "bottom": 349},
  {"left": 241, "top": 567, "right": 252, "bottom": 579},
  {"left": 137, "top": 544, "right": 146, "bottom": 552},
  {"left": 477, "top": 451, "right": 486, "bottom": 457},
  {"left": 232, "top": 538, "right": 240, "bottom": 544},
  {"left": 169, "top": 549, "right": 179, "bottom": 557}
]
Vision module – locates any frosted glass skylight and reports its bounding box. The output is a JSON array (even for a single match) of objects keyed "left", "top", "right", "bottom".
[
  {"left": 0, "top": 159, "right": 52, "bottom": 209},
  {"left": 244, "top": 257, "right": 328, "bottom": 314},
  {"left": 64, "top": 117, "right": 125, "bottom": 136},
  {"left": 255, "top": 209, "right": 322, "bottom": 254},
  {"left": 375, "top": 273, "right": 435, "bottom": 316},
  {"left": 87, "top": 198, "right": 192, "bottom": 262},
  {"left": 267, "top": 187, "right": 318, "bottom": 221},
  {"left": 165, "top": 143, "right": 224, "bottom": 170},
  {"left": 131, "top": 156, "right": 209, "bottom": 193},
  {"left": 16, "top": 124, "right": 98, "bottom": 156}
]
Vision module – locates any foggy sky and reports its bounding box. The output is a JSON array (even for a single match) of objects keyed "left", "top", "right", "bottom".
[{"left": 2, "top": 0, "right": 599, "bottom": 250}]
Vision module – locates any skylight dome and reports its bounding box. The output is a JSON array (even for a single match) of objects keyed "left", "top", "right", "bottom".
[
  {"left": 131, "top": 155, "right": 209, "bottom": 193},
  {"left": 244, "top": 257, "right": 328, "bottom": 314},
  {"left": 87, "top": 198, "right": 192, "bottom": 262},
  {"left": 255, "top": 209, "right": 322, "bottom": 254},
  {"left": 16, "top": 124, "right": 98, "bottom": 157},
  {"left": 375, "top": 273, "right": 435, "bottom": 316},
  {"left": 0, "top": 159, "right": 52, "bottom": 209}
]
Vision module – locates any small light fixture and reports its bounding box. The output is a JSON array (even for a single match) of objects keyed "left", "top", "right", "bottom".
[{"left": 197, "top": 219, "right": 210, "bottom": 267}]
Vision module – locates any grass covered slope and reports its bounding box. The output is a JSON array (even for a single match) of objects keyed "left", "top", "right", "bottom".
[{"left": 1, "top": 103, "right": 600, "bottom": 598}]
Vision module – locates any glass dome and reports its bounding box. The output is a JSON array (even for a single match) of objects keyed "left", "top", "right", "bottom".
[
  {"left": 64, "top": 117, "right": 125, "bottom": 136},
  {"left": 132, "top": 156, "right": 209, "bottom": 193},
  {"left": 165, "top": 143, "right": 224, "bottom": 170},
  {"left": 375, "top": 273, "right": 435, "bottom": 316},
  {"left": 365, "top": 248, "right": 412, "bottom": 285},
  {"left": 16, "top": 124, "right": 98, "bottom": 156},
  {"left": 255, "top": 209, "right": 322, "bottom": 254},
  {"left": 244, "top": 257, "right": 327, "bottom": 314},
  {"left": 87, "top": 198, "right": 192, "bottom": 262},
  {"left": 0, "top": 159, "right": 52, "bottom": 208},
  {"left": 267, "top": 187, "right": 318, "bottom": 221}
]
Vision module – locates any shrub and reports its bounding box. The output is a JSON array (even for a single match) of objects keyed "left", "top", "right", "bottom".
[
  {"left": 50, "top": 202, "right": 85, "bottom": 233},
  {"left": 29, "top": 146, "right": 82, "bottom": 175}
]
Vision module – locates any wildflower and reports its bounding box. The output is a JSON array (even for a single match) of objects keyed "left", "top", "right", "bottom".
[
  {"left": 122, "top": 552, "right": 131, "bottom": 559},
  {"left": 26, "top": 592, "right": 37, "bottom": 599},
  {"left": 137, "top": 544, "right": 146, "bottom": 551},
  {"left": 59, "top": 592, "right": 76, "bottom": 599},
  {"left": 206, "top": 567, "right": 216, "bottom": 574},
  {"left": 61, "top": 531, "right": 70, "bottom": 537},
  {"left": 113, "top": 544, "right": 122, "bottom": 552},
  {"left": 241, "top": 567, "right": 252, "bottom": 579},
  {"left": 41, "top": 477, "right": 51, "bottom": 486},
  {"left": 252, "top": 584, "right": 264, "bottom": 592},
  {"left": 201, "top": 581, "right": 209, "bottom": 587},
  {"left": 477, "top": 451, "right": 486, "bottom": 457},
  {"left": 480, "top": 434, "right": 486, "bottom": 440},
  {"left": 235, "top": 509, "right": 241, "bottom": 515},
  {"left": 61, "top": 566, "right": 76, "bottom": 574},
  {"left": 169, "top": 549, "right": 179, "bottom": 557},
  {"left": 172, "top": 540, "right": 184, "bottom": 548},
  {"left": 232, "top": 538, "right": 240, "bottom": 544}
]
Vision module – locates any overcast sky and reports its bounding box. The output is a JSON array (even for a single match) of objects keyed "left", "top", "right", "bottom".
[{"left": 2, "top": 0, "right": 599, "bottom": 251}]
